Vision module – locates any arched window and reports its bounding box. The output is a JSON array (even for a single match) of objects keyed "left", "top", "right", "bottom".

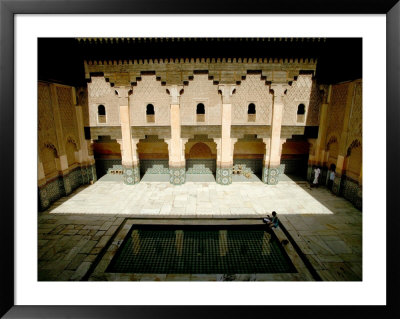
[
  {"left": 248, "top": 103, "right": 256, "bottom": 114},
  {"left": 98, "top": 105, "right": 106, "bottom": 123},
  {"left": 196, "top": 103, "right": 205, "bottom": 114},
  {"left": 196, "top": 103, "right": 205, "bottom": 122},
  {"left": 146, "top": 104, "right": 155, "bottom": 123},
  {"left": 297, "top": 104, "right": 305, "bottom": 115},
  {"left": 146, "top": 104, "right": 155, "bottom": 115},
  {"left": 247, "top": 103, "right": 256, "bottom": 122},
  {"left": 297, "top": 103, "right": 305, "bottom": 123}
]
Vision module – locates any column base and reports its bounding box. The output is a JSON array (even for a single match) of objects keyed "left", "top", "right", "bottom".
[
  {"left": 169, "top": 166, "right": 186, "bottom": 185},
  {"left": 216, "top": 166, "right": 232, "bottom": 185},
  {"left": 321, "top": 166, "right": 329, "bottom": 186},
  {"left": 262, "top": 166, "right": 268, "bottom": 183},
  {"left": 332, "top": 175, "right": 342, "bottom": 195},
  {"left": 123, "top": 165, "right": 140, "bottom": 185},
  {"left": 63, "top": 173, "right": 72, "bottom": 195},
  {"left": 38, "top": 176, "right": 66, "bottom": 211},
  {"left": 81, "top": 166, "right": 89, "bottom": 184},
  {"left": 266, "top": 167, "right": 280, "bottom": 185},
  {"left": 87, "top": 164, "right": 97, "bottom": 183},
  {"left": 342, "top": 176, "right": 362, "bottom": 210},
  {"left": 307, "top": 165, "right": 313, "bottom": 183}
]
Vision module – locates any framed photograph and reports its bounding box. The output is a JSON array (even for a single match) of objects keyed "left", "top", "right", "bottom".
[{"left": 1, "top": 0, "right": 399, "bottom": 318}]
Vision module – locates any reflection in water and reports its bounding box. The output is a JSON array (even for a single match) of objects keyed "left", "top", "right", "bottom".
[
  {"left": 131, "top": 230, "right": 140, "bottom": 255},
  {"left": 107, "top": 228, "right": 296, "bottom": 274}
]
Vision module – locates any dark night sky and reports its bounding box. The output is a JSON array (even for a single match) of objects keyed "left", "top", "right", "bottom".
[{"left": 38, "top": 38, "right": 362, "bottom": 87}]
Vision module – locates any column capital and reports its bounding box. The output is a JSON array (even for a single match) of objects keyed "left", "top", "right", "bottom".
[
  {"left": 319, "top": 84, "right": 331, "bottom": 104},
  {"left": 218, "top": 84, "right": 236, "bottom": 104},
  {"left": 270, "top": 83, "right": 288, "bottom": 103},
  {"left": 114, "top": 86, "right": 132, "bottom": 105},
  {"left": 167, "top": 85, "right": 184, "bottom": 104}
]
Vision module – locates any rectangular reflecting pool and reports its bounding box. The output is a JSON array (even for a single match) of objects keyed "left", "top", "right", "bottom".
[{"left": 106, "top": 225, "right": 297, "bottom": 274}]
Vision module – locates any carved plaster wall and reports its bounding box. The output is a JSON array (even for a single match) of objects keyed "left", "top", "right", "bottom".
[
  {"left": 38, "top": 83, "right": 58, "bottom": 155},
  {"left": 282, "top": 74, "right": 320, "bottom": 125},
  {"left": 56, "top": 86, "right": 80, "bottom": 150},
  {"left": 129, "top": 75, "right": 170, "bottom": 126},
  {"left": 180, "top": 74, "right": 221, "bottom": 125},
  {"left": 326, "top": 82, "right": 349, "bottom": 140},
  {"left": 88, "top": 76, "right": 120, "bottom": 126},
  {"left": 231, "top": 74, "right": 272, "bottom": 125},
  {"left": 347, "top": 81, "right": 362, "bottom": 149}
]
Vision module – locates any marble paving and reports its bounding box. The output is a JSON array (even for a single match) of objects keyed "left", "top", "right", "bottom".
[
  {"left": 39, "top": 178, "right": 362, "bottom": 281},
  {"left": 50, "top": 178, "right": 339, "bottom": 217}
]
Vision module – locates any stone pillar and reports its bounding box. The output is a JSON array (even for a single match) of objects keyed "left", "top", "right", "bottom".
[
  {"left": 49, "top": 84, "right": 71, "bottom": 194},
  {"left": 74, "top": 89, "right": 93, "bottom": 185},
  {"left": 311, "top": 85, "right": 331, "bottom": 184},
  {"left": 306, "top": 139, "right": 317, "bottom": 182},
  {"left": 213, "top": 138, "right": 222, "bottom": 168},
  {"left": 262, "top": 137, "right": 271, "bottom": 183},
  {"left": 167, "top": 85, "right": 186, "bottom": 185},
  {"left": 115, "top": 86, "right": 140, "bottom": 185},
  {"left": 38, "top": 153, "right": 50, "bottom": 211},
  {"left": 332, "top": 82, "right": 355, "bottom": 195},
  {"left": 88, "top": 140, "right": 97, "bottom": 183},
  {"left": 266, "top": 83, "right": 287, "bottom": 185},
  {"left": 217, "top": 85, "right": 236, "bottom": 185}
]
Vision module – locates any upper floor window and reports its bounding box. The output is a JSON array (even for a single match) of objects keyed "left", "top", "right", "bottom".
[
  {"left": 297, "top": 103, "right": 305, "bottom": 123},
  {"left": 247, "top": 103, "right": 256, "bottom": 122},
  {"left": 98, "top": 105, "right": 106, "bottom": 123},
  {"left": 196, "top": 103, "right": 205, "bottom": 122},
  {"left": 146, "top": 104, "right": 155, "bottom": 123}
]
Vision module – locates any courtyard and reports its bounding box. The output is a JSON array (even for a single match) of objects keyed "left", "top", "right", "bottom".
[{"left": 38, "top": 176, "right": 362, "bottom": 281}]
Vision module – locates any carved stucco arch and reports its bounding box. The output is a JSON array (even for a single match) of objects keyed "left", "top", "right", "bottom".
[{"left": 346, "top": 139, "right": 362, "bottom": 157}]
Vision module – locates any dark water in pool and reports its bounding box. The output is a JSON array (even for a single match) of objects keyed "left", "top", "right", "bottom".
[{"left": 106, "top": 226, "right": 296, "bottom": 274}]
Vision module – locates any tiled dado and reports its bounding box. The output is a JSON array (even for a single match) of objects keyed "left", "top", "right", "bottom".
[
  {"left": 169, "top": 166, "right": 186, "bottom": 185},
  {"left": 262, "top": 165, "right": 283, "bottom": 184},
  {"left": 38, "top": 164, "right": 96, "bottom": 211},
  {"left": 340, "top": 176, "right": 362, "bottom": 210},
  {"left": 38, "top": 176, "right": 65, "bottom": 211},
  {"left": 140, "top": 160, "right": 169, "bottom": 175},
  {"left": 266, "top": 167, "right": 280, "bottom": 185},
  {"left": 186, "top": 159, "right": 216, "bottom": 174},
  {"left": 262, "top": 166, "right": 268, "bottom": 183},
  {"left": 216, "top": 167, "right": 232, "bottom": 185},
  {"left": 123, "top": 165, "right": 140, "bottom": 185}
]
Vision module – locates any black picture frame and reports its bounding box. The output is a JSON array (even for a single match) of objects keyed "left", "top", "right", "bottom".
[{"left": 1, "top": 0, "right": 399, "bottom": 318}]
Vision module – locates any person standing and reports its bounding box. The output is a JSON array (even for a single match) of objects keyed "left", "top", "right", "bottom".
[
  {"left": 328, "top": 168, "right": 335, "bottom": 190},
  {"left": 312, "top": 166, "right": 321, "bottom": 188}
]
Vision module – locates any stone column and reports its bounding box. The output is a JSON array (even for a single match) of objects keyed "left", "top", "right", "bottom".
[
  {"left": 115, "top": 86, "right": 140, "bottom": 185},
  {"left": 73, "top": 88, "right": 93, "bottom": 185},
  {"left": 167, "top": 85, "right": 186, "bottom": 185},
  {"left": 311, "top": 85, "right": 331, "bottom": 184},
  {"left": 262, "top": 137, "right": 271, "bottom": 183},
  {"left": 49, "top": 84, "right": 71, "bottom": 194},
  {"left": 217, "top": 85, "right": 236, "bottom": 185},
  {"left": 266, "top": 83, "right": 287, "bottom": 185},
  {"left": 213, "top": 138, "right": 222, "bottom": 167},
  {"left": 38, "top": 153, "right": 49, "bottom": 211},
  {"left": 332, "top": 82, "right": 356, "bottom": 195},
  {"left": 88, "top": 140, "right": 97, "bottom": 182}
]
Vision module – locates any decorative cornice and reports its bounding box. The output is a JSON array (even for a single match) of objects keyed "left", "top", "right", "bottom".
[{"left": 85, "top": 58, "right": 317, "bottom": 86}]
